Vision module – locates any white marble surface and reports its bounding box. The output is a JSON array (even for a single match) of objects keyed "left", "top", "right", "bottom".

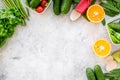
[{"left": 0, "top": 1, "right": 120, "bottom": 80}]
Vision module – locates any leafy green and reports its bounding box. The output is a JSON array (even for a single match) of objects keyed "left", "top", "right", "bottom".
[
  {"left": 104, "top": 68, "right": 120, "bottom": 79},
  {"left": 0, "top": 0, "right": 30, "bottom": 47},
  {"left": 101, "top": 18, "right": 106, "bottom": 26},
  {"left": 0, "top": 8, "right": 22, "bottom": 47},
  {"left": 114, "top": 0, "right": 120, "bottom": 3},
  {"left": 100, "top": 0, "right": 120, "bottom": 17},
  {"left": 100, "top": 2, "right": 119, "bottom": 13},
  {"left": 2, "top": 0, "right": 29, "bottom": 26}
]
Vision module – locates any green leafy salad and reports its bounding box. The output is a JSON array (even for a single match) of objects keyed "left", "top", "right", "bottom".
[{"left": 0, "top": 8, "right": 22, "bottom": 47}]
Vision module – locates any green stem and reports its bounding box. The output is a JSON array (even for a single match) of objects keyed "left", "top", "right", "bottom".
[{"left": 2, "top": 0, "right": 11, "bottom": 8}]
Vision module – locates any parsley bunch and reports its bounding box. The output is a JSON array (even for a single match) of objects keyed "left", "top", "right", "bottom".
[{"left": 0, "top": 8, "right": 22, "bottom": 47}]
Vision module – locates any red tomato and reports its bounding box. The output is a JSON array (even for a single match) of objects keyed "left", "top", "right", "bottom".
[
  {"left": 41, "top": 0, "right": 47, "bottom": 7},
  {"left": 36, "top": 6, "right": 44, "bottom": 13}
]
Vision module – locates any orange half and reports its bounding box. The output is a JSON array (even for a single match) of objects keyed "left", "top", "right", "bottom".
[
  {"left": 93, "top": 39, "right": 111, "bottom": 57},
  {"left": 87, "top": 4, "right": 105, "bottom": 23}
]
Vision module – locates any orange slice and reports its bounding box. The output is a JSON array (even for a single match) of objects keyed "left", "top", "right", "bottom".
[
  {"left": 93, "top": 39, "right": 111, "bottom": 57},
  {"left": 87, "top": 4, "right": 105, "bottom": 23}
]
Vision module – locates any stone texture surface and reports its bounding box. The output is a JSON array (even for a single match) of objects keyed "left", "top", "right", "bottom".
[{"left": 0, "top": 1, "right": 120, "bottom": 80}]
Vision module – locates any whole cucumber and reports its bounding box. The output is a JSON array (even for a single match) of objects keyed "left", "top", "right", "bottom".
[
  {"left": 86, "top": 68, "right": 96, "bottom": 80},
  {"left": 94, "top": 65, "right": 104, "bottom": 80},
  {"left": 61, "top": 0, "right": 72, "bottom": 14},
  {"left": 53, "top": 0, "right": 61, "bottom": 15},
  {"left": 30, "top": 0, "right": 41, "bottom": 8}
]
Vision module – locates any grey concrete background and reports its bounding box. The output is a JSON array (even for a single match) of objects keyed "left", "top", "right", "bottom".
[{"left": 0, "top": 1, "right": 120, "bottom": 80}]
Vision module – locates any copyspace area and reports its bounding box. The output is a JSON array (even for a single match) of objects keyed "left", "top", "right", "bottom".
[{"left": 0, "top": 1, "right": 120, "bottom": 80}]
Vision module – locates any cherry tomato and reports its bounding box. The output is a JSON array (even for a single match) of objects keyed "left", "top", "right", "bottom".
[
  {"left": 41, "top": 0, "right": 47, "bottom": 7},
  {"left": 36, "top": 6, "right": 44, "bottom": 13}
]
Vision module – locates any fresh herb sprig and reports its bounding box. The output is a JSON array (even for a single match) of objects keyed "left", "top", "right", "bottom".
[
  {"left": 2, "top": 0, "right": 29, "bottom": 26},
  {"left": 0, "top": 0, "right": 29, "bottom": 48},
  {"left": 0, "top": 8, "right": 22, "bottom": 47}
]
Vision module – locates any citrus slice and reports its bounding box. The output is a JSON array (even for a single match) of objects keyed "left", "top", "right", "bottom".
[
  {"left": 87, "top": 4, "right": 105, "bottom": 23},
  {"left": 93, "top": 39, "right": 111, "bottom": 57}
]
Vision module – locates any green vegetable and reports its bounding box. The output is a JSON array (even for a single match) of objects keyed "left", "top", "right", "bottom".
[
  {"left": 104, "top": 68, "right": 120, "bottom": 79},
  {"left": 107, "top": 0, "right": 113, "bottom": 5},
  {"left": 102, "top": 18, "right": 106, "bottom": 26},
  {"left": 2, "top": 0, "right": 29, "bottom": 25},
  {"left": 100, "top": 0, "right": 120, "bottom": 17},
  {"left": 108, "top": 27, "right": 120, "bottom": 40},
  {"left": 30, "top": 0, "right": 42, "bottom": 8},
  {"left": 86, "top": 67, "right": 96, "bottom": 80},
  {"left": 110, "top": 35, "right": 120, "bottom": 44},
  {"left": 107, "top": 22, "right": 120, "bottom": 44},
  {"left": 0, "top": 37, "right": 7, "bottom": 47},
  {"left": 94, "top": 65, "right": 104, "bottom": 80},
  {"left": 61, "top": 0, "right": 72, "bottom": 14},
  {"left": 25, "top": 0, "right": 31, "bottom": 6},
  {"left": 53, "top": 0, "right": 61, "bottom": 15},
  {"left": 100, "top": 2, "right": 119, "bottom": 13},
  {"left": 104, "top": 9, "right": 119, "bottom": 17},
  {"left": 86, "top": 65, "right": 120, "bottom": 80},
  {"left": 108, "top": 22, "right": 120, "bottom": 31},
  {"left": 114, "top": 0, "right": 120, "bottom": 3},
  {"left": 110, "top": 68, "right": 120, "bottom": 72},
  {"left": 73, "top": 0, "right": 81, "bottom": 3},
  {"left": 14, "top": 0, "right": 29, "bottom": 20},
  {"left": 0, "top": 8, "right": 22, "bottom": 47}
]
